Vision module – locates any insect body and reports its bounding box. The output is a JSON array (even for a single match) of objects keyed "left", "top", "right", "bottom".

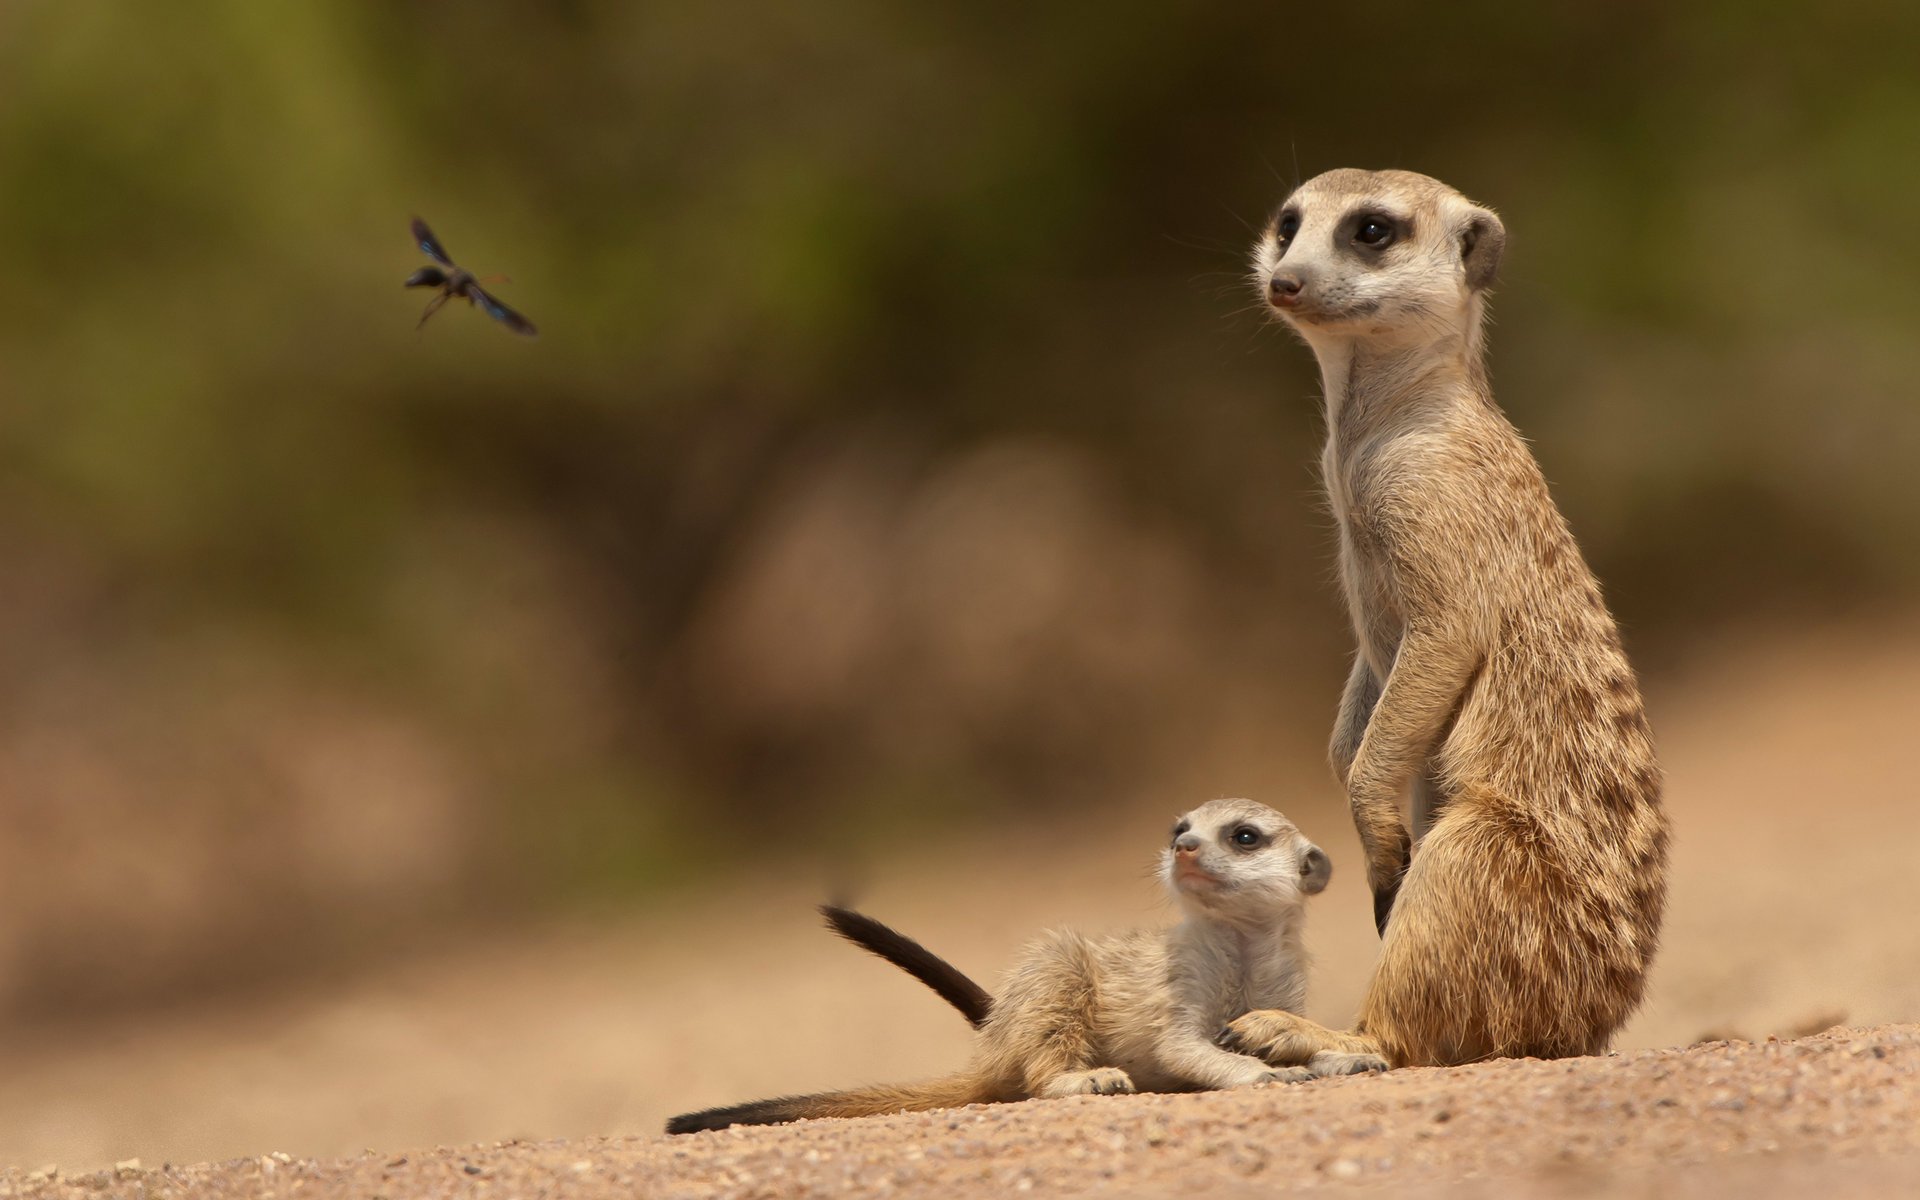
[{"left": 403, "top": 217, "right": 537, "bottom": 337}]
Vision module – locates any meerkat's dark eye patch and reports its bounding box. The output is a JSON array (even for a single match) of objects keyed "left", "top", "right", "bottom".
[
  {"left": 1171, "top": 819, "right": 1192, "bottom": 842},
  {"left": 1350, "top": 211, "right": 1404, "bottom": 250},
  {"left": 1228, "top": 825, "right": 1265, "bottom": 848}
]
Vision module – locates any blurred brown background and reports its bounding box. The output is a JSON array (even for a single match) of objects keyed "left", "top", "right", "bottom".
[{"left": 0, "top": 0, "right": 1916, "bottom": 1172}]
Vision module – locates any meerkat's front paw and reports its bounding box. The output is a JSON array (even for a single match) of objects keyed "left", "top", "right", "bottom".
[
  {"left": 1216, "top": 1010, "right": 1314, "bottom": 1065},
  {"left": 1308, "top": 1050, "right": 1390, "bottom": 1076},
  {"left": 1372, "top": 881, "right": 1400, "bottom": 936},
  {"left": 1039, "top": 1067, "right": 1136, "bottom": 1098},
  {"left": 1368, "top": 853, "right": 1409, "bottom": 937}
]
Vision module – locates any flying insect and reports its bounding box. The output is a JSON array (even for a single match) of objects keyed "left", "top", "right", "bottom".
[{"left": 403, "top": 217, "right": 537, "bottom": 337}]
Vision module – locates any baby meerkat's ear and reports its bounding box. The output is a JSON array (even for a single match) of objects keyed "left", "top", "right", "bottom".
[{"left": 1459, "top": 206, "right": 1505, "bottom": 292}]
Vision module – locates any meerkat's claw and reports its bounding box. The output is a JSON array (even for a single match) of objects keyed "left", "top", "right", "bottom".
[
  {"left": 1039, "top": 1067, "right": 1136, "bottom": 1097},
  {"left": 1087, "top": 1068, "right": 1135, "bottom": 1094},
  {"left": 1217, "top": 1010, "right": 1309, "bottom": 1065},
  {"left": 1368, "top": 850, "right": 1408, "bottom": 937},
  {"left": 1372, "top": 879, "right": 1401, "bottom": 936},
  {"left": 1308, "top": 1050, "right": 1390, "bottom": 1076}
]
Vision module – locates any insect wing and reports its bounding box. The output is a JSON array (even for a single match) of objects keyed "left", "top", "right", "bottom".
[
  {"left": 470, "top": 284, "right": 538, "bottom": 337},
  {"left": 410, "top": 217, "right": 454, "bottom": 266}
]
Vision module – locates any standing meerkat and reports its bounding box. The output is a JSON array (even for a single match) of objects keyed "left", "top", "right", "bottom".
[
  {"left": 667, "top": 798, "right": 1334, "bottom": 1133},
  {"left": 1219, "top": 169, "right": 1669, "bottom": 1074}
]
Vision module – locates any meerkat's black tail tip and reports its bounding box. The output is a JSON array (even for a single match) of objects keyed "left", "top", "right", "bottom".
[
  {"left": 819, "top": 903, "right": 994, "bottom": 1028},
  {"left": 666, "top": 1095, "right": 817, "bottom": 1135}
]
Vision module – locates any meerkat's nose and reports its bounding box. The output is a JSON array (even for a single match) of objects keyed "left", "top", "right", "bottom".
[
  {"left": 1268, "top": 272, "right": 1305, "bottom": 306},
  {"left": 1174, "top": 833, "right": 1202, "bottom": 854}
]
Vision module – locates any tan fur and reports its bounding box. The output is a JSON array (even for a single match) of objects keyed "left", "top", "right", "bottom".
[
  {"left": 667, "top": 799, "right": 1332, "bottom": 1132},
  {"left": 1222, "top": 169, "right": 1670, "bottom": 1072}
]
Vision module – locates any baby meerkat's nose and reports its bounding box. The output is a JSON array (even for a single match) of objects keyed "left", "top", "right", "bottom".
[
  {"left": 1268, "top": 272, "right": 1305, "bottom": 307},
  {"left": 1174, "top": 833, "right": 1202, "bottom": 854}
]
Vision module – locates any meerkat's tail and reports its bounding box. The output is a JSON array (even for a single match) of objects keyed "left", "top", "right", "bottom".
[
  {"left": 820, "top": 904, "right": 994, "bottom": 1028},
  {"left": 665, "top": 1073, "right": 990, "bottom": 1134}
]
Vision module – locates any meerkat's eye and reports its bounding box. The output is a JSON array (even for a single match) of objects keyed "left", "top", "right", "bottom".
[
  {"left": 1171, "top": 819, "right": 1191, "bottom": 843},
  {"left": 1230, "top": 826, "right": 1263, "bottom": 848},
  {"left": 1276, "top": 211, "right": 1301, "bottom": 243},
  {"left": 1354, "top": 217, "right": 1396, "bottom": 248}
]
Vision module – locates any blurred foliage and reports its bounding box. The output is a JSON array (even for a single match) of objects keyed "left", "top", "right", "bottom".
[{"left": 0, "top": 1, "right": 1916, "bottom": 1010}]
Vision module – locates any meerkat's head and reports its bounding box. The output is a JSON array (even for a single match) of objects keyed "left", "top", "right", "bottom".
[
  {"left": 1252, "top": 168, "right": 1504, "bottom": 351},
  {"left": 1159, "top": 797, "right": 1330, "bottom": 923}
]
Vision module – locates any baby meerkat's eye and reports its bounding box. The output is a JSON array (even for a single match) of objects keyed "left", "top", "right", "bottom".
[
  {"left": 1354, "top": 217, "right": 1395, "bottom": 248},
  {"left": 1276, "top": 211, "right": 1300, "bottom": 243},
  {"left": 1230, "top": 826, "right": 1263, "bottom": 848}
]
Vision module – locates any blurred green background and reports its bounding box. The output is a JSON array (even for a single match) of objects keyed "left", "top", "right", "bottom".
[{"left": 0, "top": 1, "right": 1915, "bottom": 1022}]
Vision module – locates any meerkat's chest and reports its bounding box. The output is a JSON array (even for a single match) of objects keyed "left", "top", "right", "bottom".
[
  {"left": 1244, "top": 948, "right": 1308, "bottom": 1014},
  {"left": 1180, "top": 943, "right": 1306, "bottom": 1025},
  {"left": 1326, "top": 457, "right": 1404, "bottom": 666},
  {"left": 1323, "top": 442, "right": 1389, "bottom": 566}
]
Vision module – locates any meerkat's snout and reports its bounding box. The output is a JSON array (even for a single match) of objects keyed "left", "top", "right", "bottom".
[
  {"left": 1299, "top": 843, "right": 1331, "bottom": 895},
  {"left": 1268, "top": 270, "right": 1306, "bottom": 308},
  {"left": 1170, "top": 829, "right": 1219, "bottom": 891}
]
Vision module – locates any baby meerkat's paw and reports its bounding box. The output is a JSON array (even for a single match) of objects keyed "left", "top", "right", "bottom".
[
  {"left": 1307, "top": 1050, "right": 1390, "bottom": 1076},
  {"left": 1212, "top": 1054, "right": 1313, "bottom": 1088},
  {"left": 1039, "top": 1067, "right": 1136, "bottom": 1098}
]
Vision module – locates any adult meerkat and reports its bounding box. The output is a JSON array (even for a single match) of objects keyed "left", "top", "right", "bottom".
[
  {"left": 1219, "top": 169, "right": 1669, "bottom": 1074},
  {"left": 667, "top": 798, "right": 1333, "bottom": 1133}
]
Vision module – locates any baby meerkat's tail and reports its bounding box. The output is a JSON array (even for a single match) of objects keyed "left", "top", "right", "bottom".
[
  {"left": 820, "top": 904, "right": 994, "bottom": 1028},
  {"left": 665, "top": 1073, "right": 990, "bottom": 1134}
]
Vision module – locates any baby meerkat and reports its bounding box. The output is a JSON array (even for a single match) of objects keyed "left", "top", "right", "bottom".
[
  {"left": 1219, "top": 169, "right": 1669, "bottom": 1074},
  {"left": 666, "top": 798, "right": 1331, "bottom": 1133}
]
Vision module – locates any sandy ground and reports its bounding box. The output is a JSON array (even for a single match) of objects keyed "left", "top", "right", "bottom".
[
  {"left": 5, "top": 1025, "right": 1917, "bottom": 1198},
  {"left": 1, "top": 620, "right": 1918, "bottom": 1192}
]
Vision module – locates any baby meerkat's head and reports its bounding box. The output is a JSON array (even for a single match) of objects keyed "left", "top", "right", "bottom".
[
  {"left": 1252, "top": 168, "right": 1504, "bottom": 346},
  {"left": 1159, "top": 797, "right": 1330, "bottom": 922}
]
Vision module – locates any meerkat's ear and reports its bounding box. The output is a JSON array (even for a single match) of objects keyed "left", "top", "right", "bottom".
[{"left": 1459, "top": 206, "right": 1505, "bottom": 292}]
